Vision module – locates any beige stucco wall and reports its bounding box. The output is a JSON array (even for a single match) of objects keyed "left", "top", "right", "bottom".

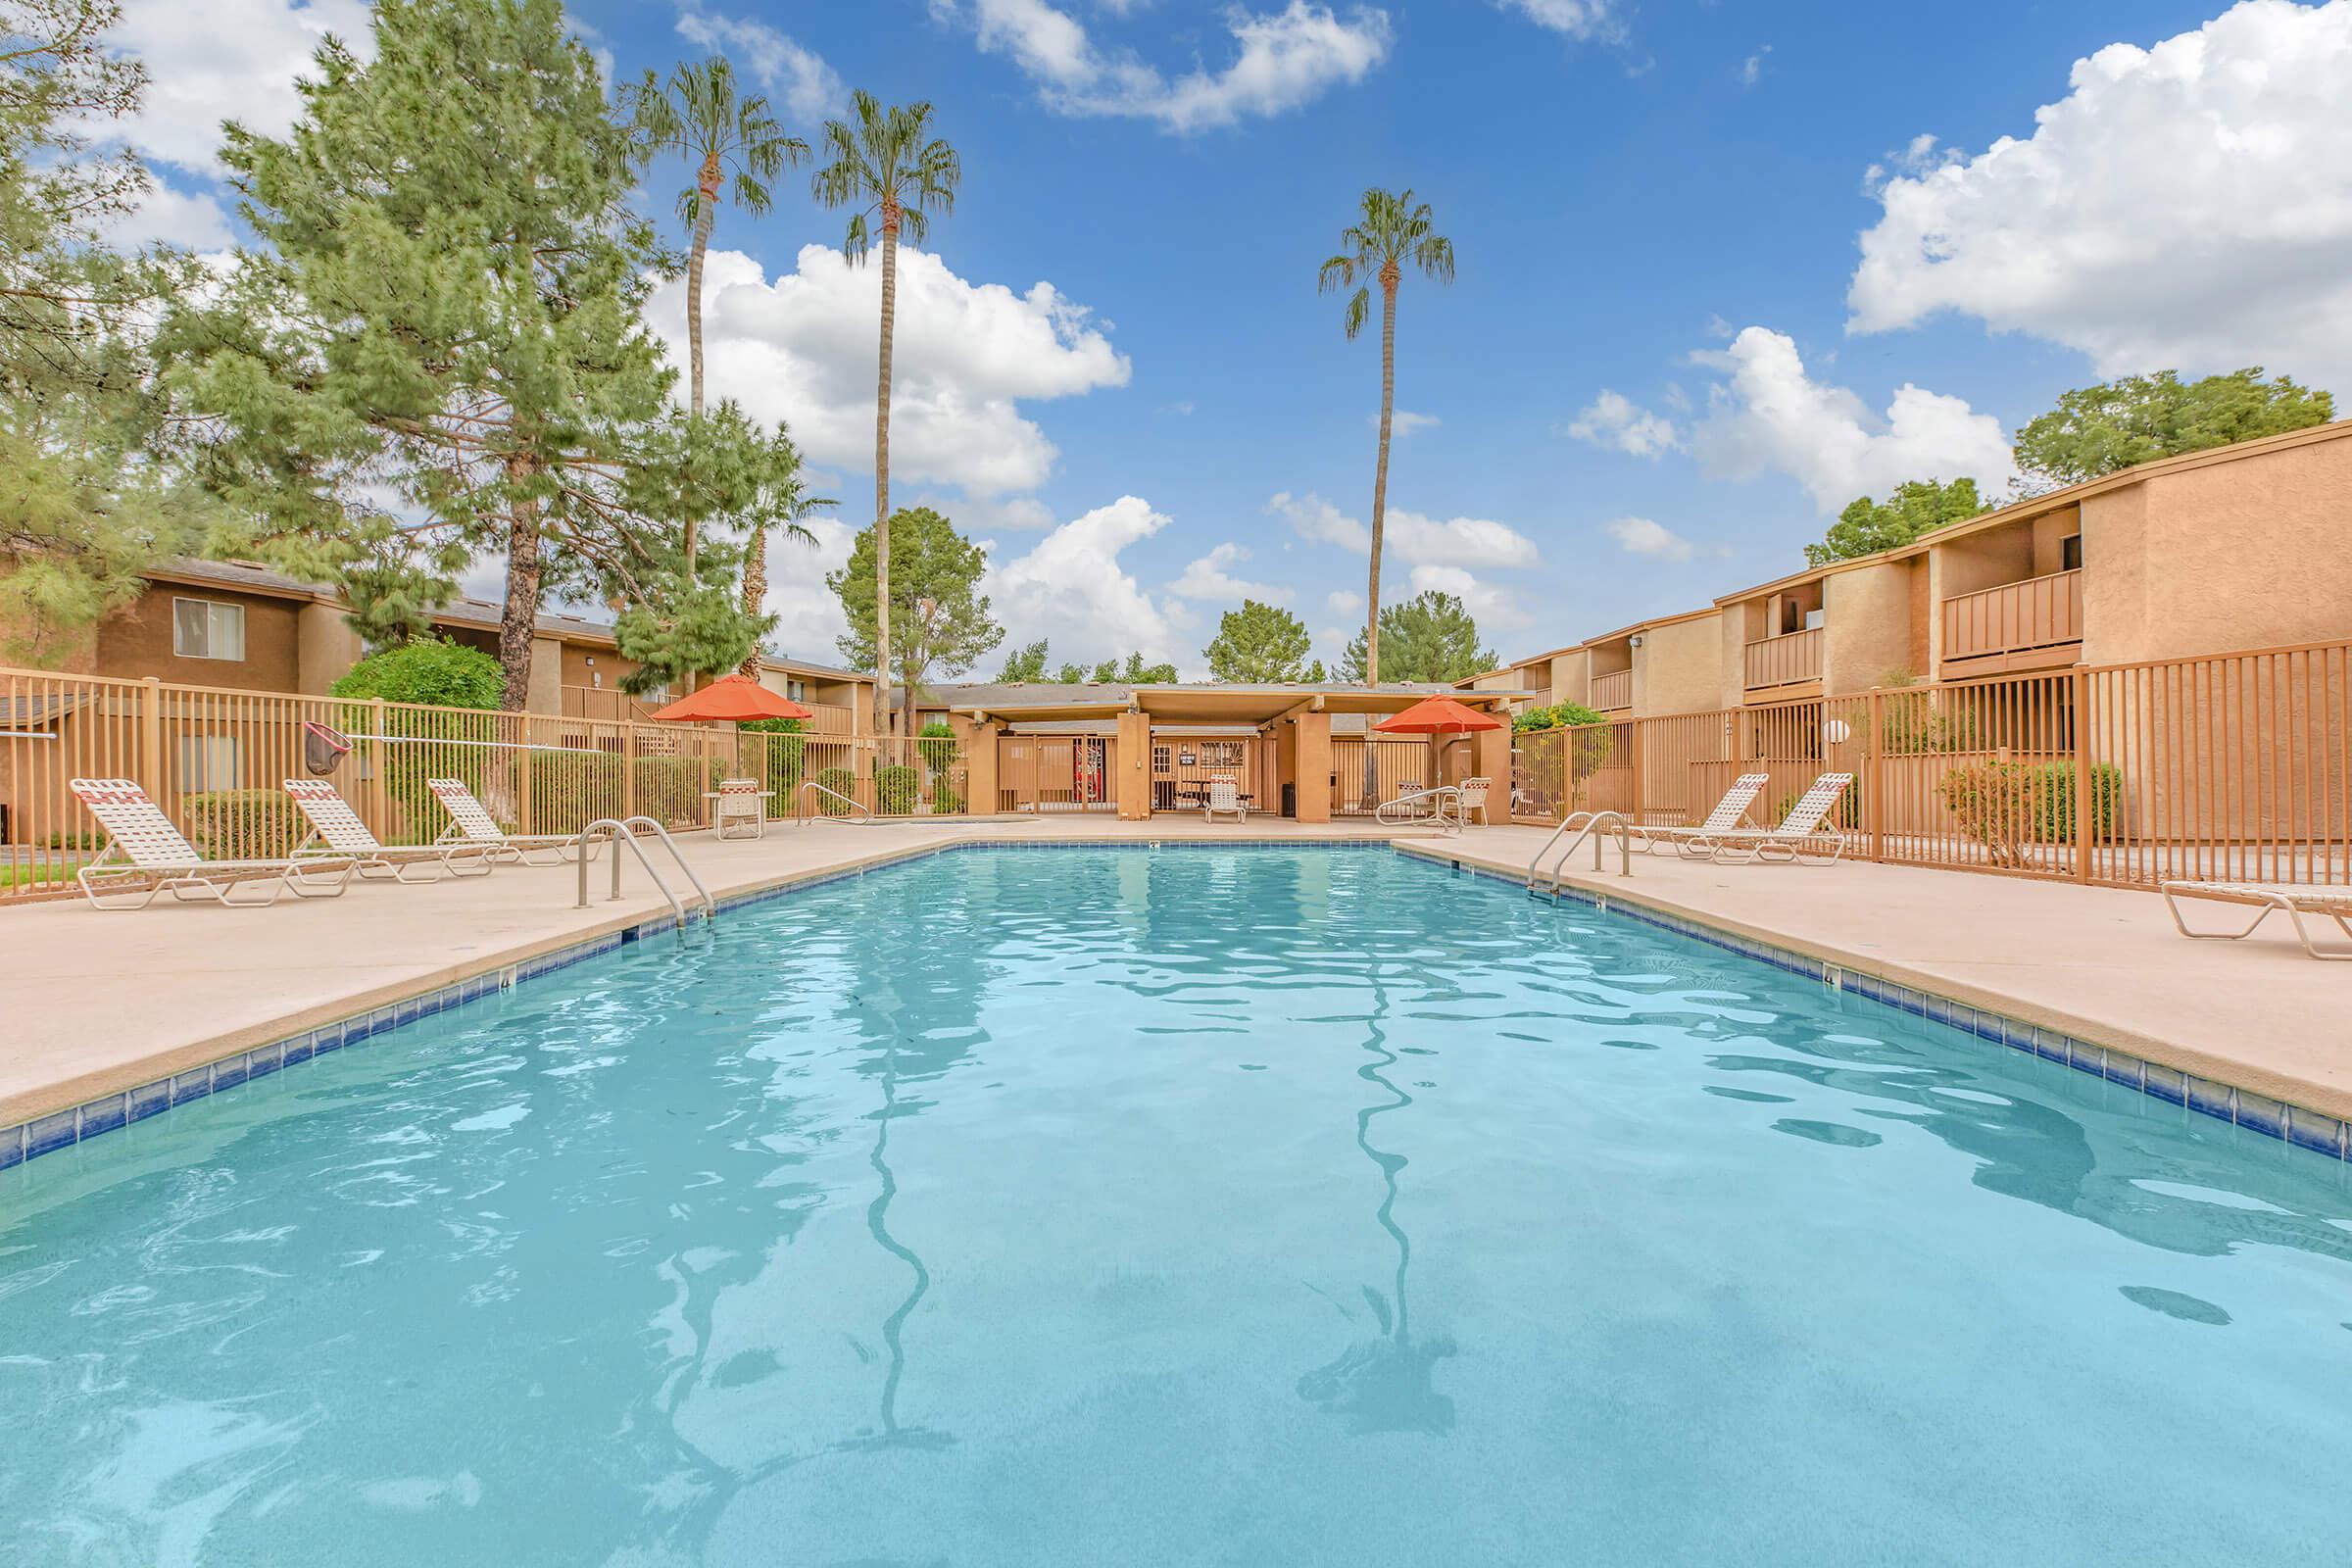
[
  {"left": 1546, "top": 649, "right": 1590, "bottom": 707},
  {"left": 94, "top": 585, "right": 304, "bottom": 692},
  {"left": 1824, "top": 557, "right": 1925, "bottom": 694},
  {"left": 295, "top": 602, "right": 363, "bottom": 696},
  {"left": 2082, "top": 435, "right": 2352, "bottom": 665},
  {"left": 1632, "top": 612, "right": 1722, "bottom": 716}
]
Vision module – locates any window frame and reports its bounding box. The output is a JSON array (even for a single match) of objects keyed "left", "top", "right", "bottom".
[{"left": 171, "top": 596, "right": 247, "bottom": 662}]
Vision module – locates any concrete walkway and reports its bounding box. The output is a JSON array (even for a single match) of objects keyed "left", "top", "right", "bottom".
[{"left": 6, "top": 814, "right": 2348, "bottom": 1135}]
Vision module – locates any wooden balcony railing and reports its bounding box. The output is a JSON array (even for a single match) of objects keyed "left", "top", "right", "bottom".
[
  {"left": 1590, "top": 668, "right": 1632, "bottom": 710},
  {"left": 1743, "top": 625, "right": 1824, "bottom": 690},
  {"left": 1941, "top": 569, "right": 2083, "bottom": 665}
]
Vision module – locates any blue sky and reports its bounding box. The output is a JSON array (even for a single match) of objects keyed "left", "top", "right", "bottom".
[{"left": 113, "top": 1, "right": 2352, "bottom": 673}]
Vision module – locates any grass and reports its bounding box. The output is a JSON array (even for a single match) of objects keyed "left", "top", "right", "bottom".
[{"left": 0, "top": 861, "right": 76, "bottom": 890}]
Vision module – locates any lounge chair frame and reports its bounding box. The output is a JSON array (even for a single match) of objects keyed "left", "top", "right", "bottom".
[
  {"left": 2161, "top": 880, "right": 2352, "bottom": 960},
  {"left": 428, "top": 777, "right": 603, "bottom": 867},
  {"left": 1635, "top": 772, "right": 1771, "bottom": 859},
  {"left": 1701, "top": 773, "right": 1854, "bottom": 865},
  {"left": 1204, "top": 775, "right": 1248, "bottom": 824},
  {"left": 284, "top": 779, "right": 496, "bottom": 884},
  {"left": 70, "top": 777, "right": 356, "bottom": 910}
]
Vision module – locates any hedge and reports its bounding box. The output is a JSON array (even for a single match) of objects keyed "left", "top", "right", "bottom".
[
  {"left": 633, "top": 754, "right": 721, "bottom": 825},
  {"left": 184, "top": 789, "right": 305, "bottom": 858},
  {"left": 810, "top": 766, "right": 858, "bottom": 816},
  {"left": 875, "top": 763, "right": 922, "bottom": 815}
]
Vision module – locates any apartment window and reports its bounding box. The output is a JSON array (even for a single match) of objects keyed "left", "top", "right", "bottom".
[
  {"left": 177, "top": 734, "right": 242, "bottom": 791},
  {"left": 2061, "top": 534, "right": 2082, "bottom": 571},
  {"left": 172, "top": 598, "right": 245, "bottom": 662},
  {"left": 1198, "top": 740, "right": 1245, "bottom": 767}
]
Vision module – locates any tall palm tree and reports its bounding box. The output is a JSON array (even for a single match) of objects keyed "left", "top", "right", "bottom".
[
  {"left": 737, "top": 451, "right": 832, "bottom": 677},
  {"left": 812, "top": 92, "right": 959, "bottom": 738},
  {"left": 633, "top": 56, "right": 808, "bottom": 576},
  {"left": 1318, "top": 188, "right": 1454, "bottom": 687}
]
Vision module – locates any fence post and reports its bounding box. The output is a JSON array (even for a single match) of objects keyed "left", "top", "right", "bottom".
[
  {"left": 620, "top": 723, "right": 637, "bottom": 819},
  {"left": 2073, "top": 666, "right": 2093, "bottom": 884},
  {"left": 1629, "top": 718, "right": 1645, "bottom": 829},
  {"left": 137, "top": 676, "right": 163, "bottom": 801},
  {"left": 366, "top": 697, "right": 388, "bottom": 840},
  {"left": 1865, "top": 690, "right": 1885, "bottom": 862}
]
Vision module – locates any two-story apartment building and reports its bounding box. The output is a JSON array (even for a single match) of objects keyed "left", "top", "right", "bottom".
[{"left": 1464, "top": 418, "right": 2352, "bottom": 719}]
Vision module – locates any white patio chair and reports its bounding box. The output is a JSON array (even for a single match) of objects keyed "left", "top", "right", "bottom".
[
  {"left": 427, "top": 777, "right": 601, "bottom": 867},
  {"left": 2161, "top": 881, "right": 2352, "bottom": 960},
  {"left": 710, "top": 777, "right": 770, "bottom": 840},
  {"left": 284, "top": 779, "right": 494, "bottom": 883},
  {"left": 1204, "top": 775, "right": 1248, "bottom": 823},
  {"left": 1457, "top": 776, "right": 1493, "bottom": 826},
  {"left": 69, "top": 777, "right": 355, "bottom": 910},
  {"left": 1705, "top": 773, "right": 1854, "bottom": 865},
  {"left": 1639, "top": 772, "right": 1772, "bottom": 859}
]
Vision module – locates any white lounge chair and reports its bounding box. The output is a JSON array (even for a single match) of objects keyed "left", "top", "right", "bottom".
[
  {"left": 427, "top": 777, "right": 600, "bottom": 866},
  {"left": 1704, "top": 773, "right": 1854, "bottom": 864},
  {"left": 1204, "top": 775, "right": 1248, "bottom": 823},
  {"left": 1638, "top": 772, "right": 1771, "bottom": 859},
  {"left": 69, "top": 777, "right": 355, "bottom": 910},
  {"left": 284, "top": 779, "right": 495, "bottom": 883},
  {"left": 2162, "top": 880, "right": 2352, "bottom": 960},
  {"left": 709, "top": 777, "right": 770, "bottom": 840}
]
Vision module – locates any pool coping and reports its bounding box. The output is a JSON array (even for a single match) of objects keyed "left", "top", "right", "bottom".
[{"left": 7, "top": 835, "right": 2347, "bottom": 1172}]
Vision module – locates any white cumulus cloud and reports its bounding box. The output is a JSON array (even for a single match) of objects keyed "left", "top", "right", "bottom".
[
  {"left": 1325, "top": 589, "right": 1362, "bottom": 615},
  {"left": 1377, "top": 410, "right": 1441, "bottom": 437},
  {"left": 1847, "top": 0, "right": 2352, "bottom": 389},
  {"left": 1606, "top": 516, "right": 1697, "bottom": 561},
  {"left": 1690, "top": 326, "right": 2018, "bottom": 514},
  {"left": 1170, "top": 542, "right": 1290, "bottom": 603},
  {"left": 1407, "top": 564, "right": 1529, "bottom": 631},
  {"left": 643, "top": 245, "right": 1131, "bottom": 499},
  {"left": 981, "top": 496, "right": 1190, "bottom": 668},
  {"left": 1269, "top": 490, "right": 1369, "bottom": 551},
  {"left": 102, "top": 0, "right": 372, "bottom": 176},
  {"left": 1270, "top": 492, "right": 1539, "bottom": 569},
  {"left": 1494, "top": 0, "right": 1618, "bottom": 40},
  {"left": 1565, "top": 389, "right": 1681, "bottom": 457},
  {"left": 674, "top": 3, "right": 847, "bottom": 125},
  {"left": 939, "top": 0, "right": 1392, "bottom": 132}
]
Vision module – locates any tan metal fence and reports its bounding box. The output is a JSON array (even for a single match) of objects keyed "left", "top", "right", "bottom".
[
  {"left": 0, "top": 666, "right": 988, "bottom": 899},
  {"left": 1509, "top": 637, "right": 2352, "bottom": 892}
]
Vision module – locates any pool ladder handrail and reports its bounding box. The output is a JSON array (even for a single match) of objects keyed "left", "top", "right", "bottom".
[
  {"left": 798, "top": 778, "right": 875, "bottom": 825},
  {"left": 1527, "top": 809, "right": 1635, "bottom": 895},
  {"left": 575, "top": 816, "right": 716, "bottom": 924}
]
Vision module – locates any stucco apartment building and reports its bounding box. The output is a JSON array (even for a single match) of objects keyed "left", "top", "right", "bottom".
[
  {"left": 1464, "top": 419, "right": 2352, "bottom": 718},
  {"left": 42, "top": 558, "right": 873, "bottom": 731}
]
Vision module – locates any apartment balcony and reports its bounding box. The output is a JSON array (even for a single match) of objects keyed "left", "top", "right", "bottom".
[
  {"left": 1743, "top": 625, "right": 1824, "bottom": 692},
  {"left": 1941, "top": 569, "right": 2083, "bottom": 673},
  {"left": 1590, "top": 668, "right": 1632, "bottom": 710}
]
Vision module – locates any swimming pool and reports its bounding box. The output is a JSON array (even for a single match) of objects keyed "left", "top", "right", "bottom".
[{"left": 4, "top": 846, "right": 2348, "bottom": 1564}]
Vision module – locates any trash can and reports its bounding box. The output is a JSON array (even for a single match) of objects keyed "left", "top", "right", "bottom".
[{"left": 1280, "top": 782, "right": 1296, "bottom": 818}]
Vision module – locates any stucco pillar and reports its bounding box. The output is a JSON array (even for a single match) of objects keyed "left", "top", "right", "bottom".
[
  {"left": 1295, "top": 711, "right": 1332, "bottom": 824},
  {"left": 966, "top": 719, "right": 1001, "bottom": 815},
  {"left": 296, "top": 602, "right": 364, "bottom": 696},
  {"left": 1115, "top": 710, "right": 1152, "bottom": 820},
  {"left": 1474, "top": 721, "right": 1511, "bottom": 818}
]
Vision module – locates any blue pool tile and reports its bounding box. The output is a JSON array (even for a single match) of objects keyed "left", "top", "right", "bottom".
[
  {"left": 2283, "top": 1104, "right": 2346, "bottom": 1158},
  {"left": 212, "top": 1054, "right": 248, "bottom": 1092},
  {"left": 2185, "top": 1075, "right": 2235, "bottom": 1121},
  {"left": 77, "top": 1095, "right": 127, "bottom": 1139},
  {"left": 26, "top": 1108, "right": 78, "bottom": 1158},
  {"left": 129, "top": 1078, "right": 171, "bottom": 1122},
  {"left": 172, "top": 1068, "right": 213, "bottom": 1107},
  {"left": 313, "top": 1022, "right": 346, "bottom": 1054},
  {"left": 0, "top": 1123, "right": 23, "bottom": 1170},
  {"left": 246, "top": 1044, "right": 282, "bottom": 1080},
  {"left": 282, "top": 1033, "right": 314, "bottom": 1066},
  {"left": 2065, "top": 1039, "right": 2105, "bottom": 1078},
  {"left": 2143, "top": 1062, "right": 2186, "bottom": 1106},
  {"left": 2103, "top": 1052, "right": 2145, "bottom": 1091},
  {"left": 2234, "top": 1090, "right": 2286, "bottom": 1140}
]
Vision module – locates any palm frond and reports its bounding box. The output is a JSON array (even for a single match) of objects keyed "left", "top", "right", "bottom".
[{"left": 1342, "top": 285, "right": 1369, "bottom": 340}]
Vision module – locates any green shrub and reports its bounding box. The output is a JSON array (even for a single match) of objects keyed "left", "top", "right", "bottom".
[
  {"left": 917, "top": 719, "right": 955, "bottom": 740},
  {"left": 1937, "top": 761, "right": 2036, "bottom": 868},
  {"left": 2029, "top": 761, "right": 2123, "bottom": 845},
  {"left": 932, "top": 782, "right": 966, "bottom": 814},
  {"left": 742, "top": 717, "right": 808, "bottom": 801},
  {"left": 810, "top": 765, "right": 858, "bottom": 816},
  {"left": 184, "top": 789, "right": 304, "bottom": 858},
  {"left": 875, "top": 763, "right": 921, "bottom": 815},
  {"left": 44, "top": 829, "right": 100, "bottom": 851},
  {"left": 1513, "top": 700, "right": 1605, "bottom": 734},
  {"left": 527, "top": 748, "right": 621, "bottom": 834},
  {"left": 1773, "top": 783, "right": 1861, "bottom": 832},
  {"left": 632, "top": 754, "right": 720, "bottom": 825},
  {"left": 331, "top": 636, "right": 504, "bottom": 709}
]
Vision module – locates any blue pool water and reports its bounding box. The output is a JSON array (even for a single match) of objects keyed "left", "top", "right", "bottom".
[{"left": 5, "top": 847, "right": 2350, "bottom": 1565}]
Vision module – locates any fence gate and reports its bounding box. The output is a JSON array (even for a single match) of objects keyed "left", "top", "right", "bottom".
[
  {"left": 1152, "top": 735, "right": 1276, "bottom": 812},
  {"left": 997, "top": 734, "right": 1116, "bottom": 813}
]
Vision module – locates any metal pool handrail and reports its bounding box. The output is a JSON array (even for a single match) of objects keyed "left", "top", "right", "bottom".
[
  {"left": 798, "top": 779, "right": 874, "bottom": 825},
  {"left": 574, "top": 817, "right": 712, "bottom": 925},
  {"left": 1528, "top": 809, "right": 1634, "bottom": 894}
]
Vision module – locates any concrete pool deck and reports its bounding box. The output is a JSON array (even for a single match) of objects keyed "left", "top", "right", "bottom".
[{"left": 6, "top": 814, "right": 2349, "bottom": 1148}]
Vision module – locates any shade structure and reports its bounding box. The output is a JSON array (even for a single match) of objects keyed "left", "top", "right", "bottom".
[
  {"left": 648, "top": 674, "right": 813, "bottom": 724},
  {"left": 1372, "top": 695, "right": 1506, "bottom": 735}
]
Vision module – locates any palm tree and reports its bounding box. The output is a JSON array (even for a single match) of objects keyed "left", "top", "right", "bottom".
[
  {"left": 632, "top": 56, "right": 808, "bottom": 576},
  {"left": 738, "top": 442, "right": 832, "bottom": 677},
  {"left": 1318, "top": 189, "right": 1454, "bottom": 687},
  {"left": 812, "top": 92, "right": 959, "bottom": 738}
]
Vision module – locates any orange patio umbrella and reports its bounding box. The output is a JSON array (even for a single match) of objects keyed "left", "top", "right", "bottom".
[
  {"left": 648, "top": 673, "right": 813, "bottom": 724},
  {"left": 1375, "top": 694, "right": 1505, "bottom": 796}
]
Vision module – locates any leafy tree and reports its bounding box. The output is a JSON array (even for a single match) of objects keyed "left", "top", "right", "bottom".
[
  {"left": 0, "top": 0, "right": 220, "bottom": 663},
  {"left": 1116, "top": 651, "right": 1178, "bottom": 683},
  {"left": 1806, "top": 477, "right": 1988, "bottom": 566},
  {"left": 828, "top": 507, "right": 1002, "bottom": 726},
  {"left": 627, "top": 54, "right": 807, "bottom": 576},
  {"left": 1319, "top": 187, "right": 1453, "bottom": 685},
  {"left": 1204, "top": 599, "right": 1316, "bottom": 682},
  {"left": 1339, "top": 590, "right": 1494, "bottom": 685},
  {"left": 330, "top": 636, "right": 505, "bottom": 709},
  {"left": 2013, "top": 368, "right": 2332, "bottom": 492},
  {"left": 161, "top": 0, "right": 707, "bottom": 710},
  {"left": 997, "top": 638, "right": 1050, "bottom": 681},
  {"left": 812, "top": 91, "right": 959, "bottom": 736},
  {"left": 1053, "top": 661, "right": 1091, "bottom": 683}
]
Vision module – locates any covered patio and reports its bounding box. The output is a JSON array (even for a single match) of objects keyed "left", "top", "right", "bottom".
[{"left": 939, "top": 684, "right": 1524, "bottom": 822}]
